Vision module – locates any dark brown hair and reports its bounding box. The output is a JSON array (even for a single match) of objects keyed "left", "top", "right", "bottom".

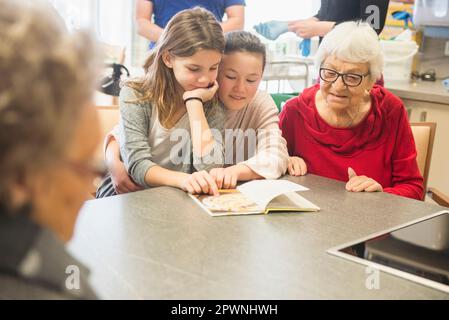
[{"left": 224, "top": 31, "right": 266, "bottom": 70}]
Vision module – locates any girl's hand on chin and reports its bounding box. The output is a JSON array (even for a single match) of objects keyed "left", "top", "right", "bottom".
[{"left": 183, "top": 81, "right": 219, "bottom": 103}]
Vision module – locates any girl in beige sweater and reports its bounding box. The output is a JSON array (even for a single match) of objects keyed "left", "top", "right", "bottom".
[
  {"left": 211, "top": 31, "right": 289, "bottom": 189},
  {"left": 100, "top": 31, "right": 291, "bottom": 196}
]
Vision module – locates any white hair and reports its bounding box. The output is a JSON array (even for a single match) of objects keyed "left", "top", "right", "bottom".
[{"left": 315, "top": 21, "right": 384, "bottom": 81}]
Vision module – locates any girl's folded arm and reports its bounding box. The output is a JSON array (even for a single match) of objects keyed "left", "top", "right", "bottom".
[
  {"left": 191, "top": 101, "right": 226, "bottom": 172},
  {"left": 118, "top": 86, "right": 158, "bottom": 187}
]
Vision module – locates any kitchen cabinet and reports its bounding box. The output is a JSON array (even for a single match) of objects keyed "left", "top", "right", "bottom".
[{"left": 387, "top": 80, "right": 449, "bottom": 196}]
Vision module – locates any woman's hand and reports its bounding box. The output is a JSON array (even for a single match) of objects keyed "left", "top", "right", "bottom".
[
  {"left": 209, "top": 166, "right": 240, "bottom": 189},
  {"left": 288, "top": 156, "right": 307, "bottom": 176},
  {"left": 288, "top": 19, "right": 334, "bottom": 38},
  {"left": 110, "top": 161, "right": 144, "bottom": 194},
  {"left": 183, "top": 81, "right": 218, "bottom": 104},
  {"left": 346, "top": 167, "right": 383, "bottom": 193},
  {"left": 180, "top": 170, "right": 219, "bottom": 196}
]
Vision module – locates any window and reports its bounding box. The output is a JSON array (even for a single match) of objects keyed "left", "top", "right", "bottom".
[{"left": 48, "top": 0, "right": 136, "bottom": 66}]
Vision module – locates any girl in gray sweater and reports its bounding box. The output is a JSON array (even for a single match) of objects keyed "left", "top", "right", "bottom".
[{"left": 97, "top": 8, "right": 226, "bottom": 198}]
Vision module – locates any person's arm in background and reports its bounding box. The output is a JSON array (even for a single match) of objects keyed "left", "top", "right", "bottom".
[
  {"left": 360, "top": 0, "right": 390, "bottom": 35},
  {"left": 287, "top": 18, "right": 334, "bottom": 38},
  {"left": 221, "top": 4, "right": 245, "bottom": 32},
  {"left": 286, "top": 0, "right": 331, "bottom": 38},
  {"left": 135, "top": 0, "right": 163, "bottom": 42}
]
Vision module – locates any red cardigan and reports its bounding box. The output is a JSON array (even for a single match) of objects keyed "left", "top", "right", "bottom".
[{"left": 279, "top": 84, "right": 424, "bottom": 200}]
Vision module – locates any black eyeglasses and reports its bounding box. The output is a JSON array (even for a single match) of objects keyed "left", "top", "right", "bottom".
[{"left": 319, "top": 67, "right": 370, "bottom": 87}]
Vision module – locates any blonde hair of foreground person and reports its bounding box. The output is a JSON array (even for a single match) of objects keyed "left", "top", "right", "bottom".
[{"left": 0, "top": 0, "right": 101, "bottom": 242}]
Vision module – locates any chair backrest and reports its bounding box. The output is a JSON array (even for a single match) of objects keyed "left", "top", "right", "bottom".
[
  {"left": 95, "top": 105, "right": 120, "bottom": 162},
  {"left": 410, "top": 122, "right": 436, "bottom": 198},
  {"left": 270, "top": 93, "right": 297, "bottom": 113}
]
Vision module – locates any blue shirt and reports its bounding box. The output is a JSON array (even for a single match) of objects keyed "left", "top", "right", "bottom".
[{"left": 149, "top": 0, "right": 245, "bottom": 29}]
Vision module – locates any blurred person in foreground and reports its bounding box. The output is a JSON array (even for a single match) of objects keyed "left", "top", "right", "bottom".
[{"left": 0, "top": 0, "right": 102, "bottom": 299}]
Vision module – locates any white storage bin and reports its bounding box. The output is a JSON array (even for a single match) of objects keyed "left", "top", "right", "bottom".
[{"left": 380, "top": 40, "right": 418, "bottom": 82}]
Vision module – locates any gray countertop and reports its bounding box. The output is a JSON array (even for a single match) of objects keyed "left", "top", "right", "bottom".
[
  {"left": 69, "top": 174, "right": 449, "bottom": 299},
  {"left": 386, "top": 79, "right": 449, "bottom": 105}
]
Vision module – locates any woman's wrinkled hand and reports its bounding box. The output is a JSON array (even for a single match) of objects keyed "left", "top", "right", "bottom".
[
  {"left": 346, "top": 167, "right": 383, "bottom": 193},
  {"left": 287, "top": 156, "right": 307, "bottom": 176}
]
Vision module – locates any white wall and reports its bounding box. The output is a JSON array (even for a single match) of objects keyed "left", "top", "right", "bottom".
[{"left": 96, "top": 0, "right": 133, "bottom": 47}]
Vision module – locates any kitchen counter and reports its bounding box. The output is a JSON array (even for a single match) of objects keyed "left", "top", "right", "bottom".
[{"left": 386, "top": 79, "right": 449, "bottom": 105}]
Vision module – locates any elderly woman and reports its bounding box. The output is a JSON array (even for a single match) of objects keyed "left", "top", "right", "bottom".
[
  {"left": 280, "top": 21, "right": 423, "bottom": 200},
  {"left": 0, "top": 1, "right": 101, "bottom": 298}
]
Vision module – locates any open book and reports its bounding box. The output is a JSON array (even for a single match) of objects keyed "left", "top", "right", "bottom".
[{"left": 190, "top": 180, "right": 320, "bottom": 217}]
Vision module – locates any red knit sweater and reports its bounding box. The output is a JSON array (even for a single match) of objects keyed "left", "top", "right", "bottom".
[{"left": 279, "top": 84, "right": 424, "bottom": 200}]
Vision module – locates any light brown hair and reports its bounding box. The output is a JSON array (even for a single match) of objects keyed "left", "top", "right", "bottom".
[{"left": 125, "top": 7, "right": 225, "bottom": 127}]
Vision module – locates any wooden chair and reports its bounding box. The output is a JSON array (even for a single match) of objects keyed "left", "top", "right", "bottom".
[
  {"left": 270, "top": 93, "right": 297, "bottom": 113},
  {"left": 410, "top": 122, "right": 449, "bottom": 206},
  {"left": 89, "top": 105, "right": 120, "bottom": 197},
  {"left": 95, "top": 105, "right": 120, "bottom": 162}
]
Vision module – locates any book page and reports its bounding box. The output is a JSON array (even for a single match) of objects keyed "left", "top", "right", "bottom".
[
  {"left": 189, "top": 190, "right": 264, "bottom": 217},
  {"left": 237, "top": 180, "right": 309, "bottom": 209},
  {"left": 267, "top": 192, "right": 320, "bottom": 212}
]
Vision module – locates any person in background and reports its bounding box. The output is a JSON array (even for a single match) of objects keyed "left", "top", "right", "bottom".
[
  {"left": 288, "top": 0, "right": 390, "bottom": 39},
  {"left": 279, "top": 21, "right": 424, "bottom": 200},
  {"left": 255, "top": 0, "right": 389, "bottom": 41},
  {"left": 96, "top": 8, "right": 226, "bottom": 198},
  {"left": 136, "top": 0, "right": 245, "bottom": 48},
  {"left": 0, "top": 0, "right": 102, "bottom": 298}
]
